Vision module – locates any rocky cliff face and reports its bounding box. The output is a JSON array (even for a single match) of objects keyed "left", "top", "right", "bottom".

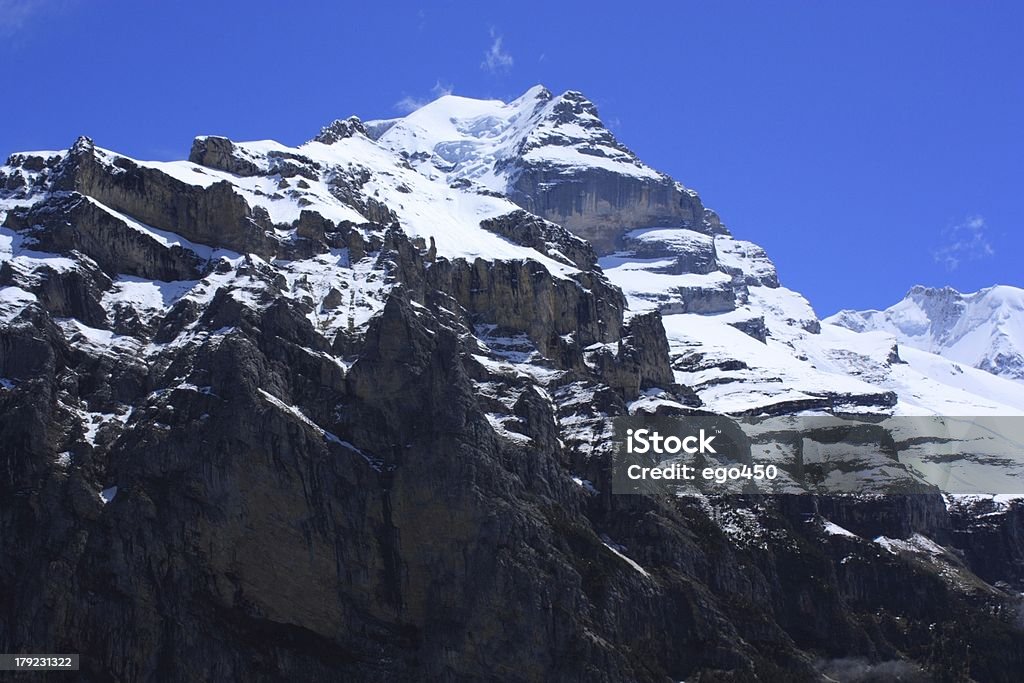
[
  {"left": 2, "top": 89, "right": 1024, "bottom": 682},
  {"left": 506, "top": 165, "right": 717, "bottom": 254}
]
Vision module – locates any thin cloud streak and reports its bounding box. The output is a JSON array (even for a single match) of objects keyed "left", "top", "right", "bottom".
[
  {"left": 932, "top": 215, "right": 995, "bottom": 271},
  {"left": 0, "top": 0, "right": 69, "bottom": 38},
  {"left": 481, "top": 28, "right": 513, "bottom": 73},
  {"left": 395, "top": 80, "right": 454, "bottom": 114}
]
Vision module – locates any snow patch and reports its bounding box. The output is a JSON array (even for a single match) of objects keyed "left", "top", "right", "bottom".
[
  {"left": 600, "top": 535, "right": 651, "bottom": 578},
  {"left": 99, "top": 486, "right": 118, "bottom": 504}
]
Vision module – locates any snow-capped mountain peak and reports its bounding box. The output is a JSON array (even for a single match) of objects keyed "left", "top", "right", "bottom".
[
  {"left": 826, "top": 285, "right": 1024, "bottom": 382},
  {"left": 363, "top": 85, "right": 718, "bottom": 252},
  {"left": 364, "top": 84, "right": 660, "bottom": 194}
]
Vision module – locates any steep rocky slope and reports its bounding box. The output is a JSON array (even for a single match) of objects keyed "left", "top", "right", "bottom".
[{"left": 2, "top": 87, "right": 1023, "bottom": 681}]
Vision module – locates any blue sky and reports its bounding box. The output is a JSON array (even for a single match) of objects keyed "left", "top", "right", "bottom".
[{"left": 2, "top": 0, "right": 1021, "bottom": 315}]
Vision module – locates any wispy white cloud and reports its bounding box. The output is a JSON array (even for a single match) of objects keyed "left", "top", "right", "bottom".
[
  {"left": 0, "top": 0, "right": 50, "bottom": 37},
  {"left": 0, "top": 0, "right": 74, "bottom": 39},
  {"left": 932, "top": 215, "right": 995, "bottom": 271},
  {"left": 394, "top": 80, "right": 454, "bottom": 114},
  {"left": 481, "top": 28, "right": 513, "bottom": 73}
]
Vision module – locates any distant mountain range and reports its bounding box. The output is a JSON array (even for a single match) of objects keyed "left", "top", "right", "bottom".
[{"left": 828, "top": 284, "right": 1024, "bottom": 384}]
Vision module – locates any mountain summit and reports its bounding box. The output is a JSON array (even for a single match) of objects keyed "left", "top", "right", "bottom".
[{"left": 366, "top": 85, "right": 724, "bottom": 251}]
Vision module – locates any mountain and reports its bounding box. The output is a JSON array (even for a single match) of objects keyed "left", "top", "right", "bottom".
[
  {"left": 827, "top": 285, "right": 1024, "bottom": 383},
  {"left": 368, "top": 86, "right": 723, "bottom": 252},
  {"left": 2, "top": 86, "right": 1024, "bottom": 681},
  {"left": 366, "top": 88, "right": 1024, "bottom": 418}
]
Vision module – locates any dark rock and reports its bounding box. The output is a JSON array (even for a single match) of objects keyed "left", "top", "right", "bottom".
[
  {"left": 729, "top": 315, "right": 768, "bottom": 343},
  {"left": 948, "top": 497, "right": 1024, "bottom": 589},
  {"left": 590, "top": 311, "right": 681, "bottom": 398},
  {"left": 188, "top": 136, "right": 263, "bottom": 176},
  {"left": 659, "top": 280, "right": 736, "bottom": 315},
  {"left": 52, "top": 142, "right": 278, "bottom": 257},
  {"left": 480, "top": 209, "right": 598, "bottom": 270},
  {"left": 3, "top": 109, "right": 1024, "bottom": 683},
  {"left": 314, "top": 116, "right": 368, "bottom": 145},
  {"left": 424, "top": 256, "right": 624, "bottom": 363},
  {"left": 266, "top": 150, "right": 321, "bottom": 180},
  {"left": 509, "top": 166, "right": 714, "bottom": 254},
  {"left": 622, "top": 229, "right": 718, "bottom": 274},
  {"left": 4, "top": 193, "right": 205, "bottom": 281},
  {"left": 23, "top": 260, "right": 111, "bottom": 328}
]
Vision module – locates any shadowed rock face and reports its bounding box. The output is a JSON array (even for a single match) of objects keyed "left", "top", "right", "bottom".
[
  {"left": 587, "top": 310, "right": 683, "bottom": 398},
  {"left": 57, "top": 137, "right": 277, "bottom": 257},
  {"left": 367, "top": 86, "right": 729, "bottom": 255},
  {"left": 623, "top": 228, "right": 719, "bottom": 275},
  {"left": 479, "top": 209, "right": 598, "bottom": 270},
  {"left": 5, "top": 193, "right": 205, "bottom": 281},
  {"left": 6, "top": 269, "right": 1023, "bottom": 681},
  {"left": 509, "top": 167, "right": 717, "bottom": 253},
  {"left": 948, "top": 497, "right": 1024, "bottom": 588},
  {"left": 188, "top": 135, "right": 264, "bottom": 176},
  {"left": 503, "top": 91, "right": 729, "bottom": 253}
]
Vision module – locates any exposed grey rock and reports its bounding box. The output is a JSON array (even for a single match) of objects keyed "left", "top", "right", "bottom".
[
  {"left": 265, "top": 150, "right": 322, "bottom": 180},
  {"left": 0, "top": 257, "right": 111, "bottom": 329},
  {"left": 188, "top": 136, "right": 263, "bottom": 176},
  {"left": 479, "top": 209, "right": 598, "bottom": 270},
  {"left": 659, "top": 280, "right": 736, "bottom": 315},
  {"left": 509, "top": 167, "right": 715, "bottom": 254},
  {"left": 729, "top": 315, "right": 768, "bottom": 343},
  {"left": 4, "top": 193, "right": 205, "bottom": 281},
  {"left": 947, "top": 496, "right": 1024, "bottom": 588},
  {"left": 622, "top": 228, "right": 718, "bottom": 274},
  {"left": 55, "top": 141, "right": 278, "bottom": 257},
  {"left": 313, "top": 116, "right": 368, "bottom": 144},
  {"left": 587, "top": 311, "right": 694, "bottom": 400},
  {"left": 718, "top": 240, "right": 780, "bottom": 289}
]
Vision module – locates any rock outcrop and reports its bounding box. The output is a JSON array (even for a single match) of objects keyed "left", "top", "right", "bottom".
[
  {"left": 502, "top": 90, "right": 727, "bottom": 253},
  {"left": 5, "top": 193, "right": 205, "bottom": 281},
  {"left": 508, "top": 167, "right": 716, "bottom": 254},
  {"left": 57, "top": 137, "right": 277, "bottom": 256}
]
